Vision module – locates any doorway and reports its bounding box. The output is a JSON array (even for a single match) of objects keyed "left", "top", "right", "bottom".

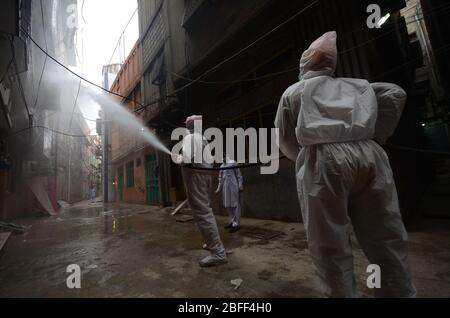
[{"left": 145, "top": 155, "right": 159, "bottom": 205}]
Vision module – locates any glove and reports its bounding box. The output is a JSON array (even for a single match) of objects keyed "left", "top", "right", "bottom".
[{"left": 172, "top": 153, "right": 183, "bottom": 165}]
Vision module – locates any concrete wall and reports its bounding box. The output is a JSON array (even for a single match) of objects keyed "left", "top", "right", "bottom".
[
  {"left": 175, "top": 0, "right": 272, "bottom": 74},
  {"left": 110, "top": 42, "right": 144, "bottom": 165},
  {"left": 111, "top": 43, "right": 141, "bottom": 99},
  {"left": 113, "top": 150, "right": 147, "bottom": 205},
  {"left": 109, "top": 40, "right": 156, "bottom": 205},
  {"left": 0, "top": 171, "right": 34, "bottom": 221},
  {"left": 0, "top": 0, "right": 84, "bottom": 218},
  {"left": 209, "top": 159, "right": 301, "bottom": 222}
]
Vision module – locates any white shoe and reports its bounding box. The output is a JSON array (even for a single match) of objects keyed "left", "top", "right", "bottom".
[{"left": 199, "top": 253, "right": 227, "bottom": 267}]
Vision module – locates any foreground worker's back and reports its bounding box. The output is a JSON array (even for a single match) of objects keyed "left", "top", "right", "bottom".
[{"left": 275, "top": 31, "right": 416, "bottom": 297}]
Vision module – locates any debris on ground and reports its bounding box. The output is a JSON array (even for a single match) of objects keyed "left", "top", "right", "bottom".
[
  {"left": 0, "top": 222, "right": 30, "bottom": 234},
  {"left": 87, "top": 264, "right": 98, "bottom": 269},
  {"left": 230, "top": 278, "right": 243, "bottom": 290},
  {"left": 171, "top": 200, "right": 188, "bottom": 216},
  {"left": 27, "top": 178, "right": 57, "bottom": 215},
  {"left": 0, "top": 232, "right": 11, "bottom": 252}
]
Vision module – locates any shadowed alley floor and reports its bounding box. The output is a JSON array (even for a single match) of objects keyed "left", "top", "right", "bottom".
[{"left": 0, "top": 201, "right": 449, "bottom": 298}]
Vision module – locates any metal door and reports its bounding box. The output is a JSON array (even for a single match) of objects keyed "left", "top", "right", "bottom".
[{"left": 145, "top": 155, "right": 159, "bottom": 205}]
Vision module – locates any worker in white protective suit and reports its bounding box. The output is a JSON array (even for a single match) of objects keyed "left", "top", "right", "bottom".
[
  {"left": 174, "top": 115, "right": 227, "bottom": 267},
  {"left": 275, "top": 31, "right": 416, "bottom": 298},
  {"left": 215, "top": 156, "right": 244, "bottom": 233}
]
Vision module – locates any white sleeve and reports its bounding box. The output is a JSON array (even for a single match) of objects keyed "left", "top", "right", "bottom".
[
  {"left": 182, "top": 134, "right": 194, "bottom": 164},
  {"left": 371, "top": 82, "right": 406, "bottom": 144},
  {"left": 183, "top": 133, "right": 210, "bottom": 164},
  {"left": 274, "top": 92, "right": 300, "bottom": 162}
]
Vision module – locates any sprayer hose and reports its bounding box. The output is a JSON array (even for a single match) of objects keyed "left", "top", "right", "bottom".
[{"left": 180, "top": 145, "right": 450, "bottom": 171}]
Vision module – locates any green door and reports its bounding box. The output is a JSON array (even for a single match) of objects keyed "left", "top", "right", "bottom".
[
  {"left": 145, "top": 155, "right": 159, "bottom": 205},
  {"left": 118, "top": 166, "right": 124, "bottom": 201}
]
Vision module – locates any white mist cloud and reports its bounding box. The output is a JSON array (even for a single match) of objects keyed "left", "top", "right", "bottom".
[{"left": 74, "top": 0, "right": 139, "bottom": 132}]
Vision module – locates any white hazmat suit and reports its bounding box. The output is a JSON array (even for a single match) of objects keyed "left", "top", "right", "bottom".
[
  {"left": 216, "top": 158, "right": 243, "bottom": 229},
  {"left": 178, "top": 116, "right": 227, "bottom": 267},
  {"left": 275, "top": 31, "right": 416, "bottom": 297}
]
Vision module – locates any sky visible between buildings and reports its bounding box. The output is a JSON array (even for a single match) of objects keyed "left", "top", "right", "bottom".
[{"left": 74, "top": 0, "right": 139, "bottom": 134}]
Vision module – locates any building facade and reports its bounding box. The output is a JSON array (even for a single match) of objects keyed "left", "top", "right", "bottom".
[
  {"left": 101, "top": 63, "right": 122, "bottom": 203},
  {"left": 109, "top": 42, "right": 162, "bottom": 205},
  {"left": 0, "top": 0, "right": 100, "bottom": 220}
]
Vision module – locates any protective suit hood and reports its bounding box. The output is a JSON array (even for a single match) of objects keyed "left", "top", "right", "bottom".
[
  {"left": 185, "top": 115, "right": 202, "bottom": 133},
  {"left": 299, "top": 31, "right": 337, "bottom": 80}
]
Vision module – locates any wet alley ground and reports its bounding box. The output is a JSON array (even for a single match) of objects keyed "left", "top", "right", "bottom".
[{"left": 0, "top": 201, "right": 449, "bottom": 298}]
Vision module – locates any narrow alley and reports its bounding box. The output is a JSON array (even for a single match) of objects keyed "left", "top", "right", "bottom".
[
  {"left": 1, "top": 0, "right": 450, "bottom": 304},
  {"left": 0, "top": 201, "right": 449, "bottom": 298}
]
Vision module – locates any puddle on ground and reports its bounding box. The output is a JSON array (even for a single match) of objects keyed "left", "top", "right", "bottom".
[
  {"left": 61, "top": 206, "right": 105, "bottom": 219},
  {"left": 102, "top": 214, "right": 133, "bottom": 235}
]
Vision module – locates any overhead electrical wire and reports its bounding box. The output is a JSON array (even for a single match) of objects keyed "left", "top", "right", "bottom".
[
  {"left": 19, "top": 1, "right": 320, "bottom": 115},
  {"left": 161, "top": 2, "right": 450, "bottom": 93},
  {"left": 168, "top": 6, "right": 450, "bottom": 86},
  {"left": 169, "top": 66, "right": 300, "bottom": 85},
  {"left": 107, "top": 7, "right": 138, "bottom": 66},
  {"left": 5, "top": 0, "right": 447, "bottom": 172},
  {"left": 182, "top": 141, "right": 450, "bottom": 172},
  {"left": 18, "top": 1, "right": 448, "bottom": 118},
  {"left": 68, "top": 79, "right": 82, "bottom": 132},
  {"left": 7, "top": 40, "right": 449, "bottom": 149},
  {"left": 19, "top": 26, "right": 145, "bottom": 108},
  {"left": 11, "top": 5, "right": 406, "bottom": 112},
  {"left": 5, "top": 125, "right": 97, "bottom": 139},
  {"left": 165, "top": 0, "right": 321, "bottom": 98}
]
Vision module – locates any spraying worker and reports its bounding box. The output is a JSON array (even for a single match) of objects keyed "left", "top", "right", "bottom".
[
  {"left": 216, "top": 156, "right": 243, "bottom": 233},
  {"left": 174, "top": 115, "right": 227, "bottom": 267},
  {"left": 275, "top": 31, "right": 416, "bottom": 297}
]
